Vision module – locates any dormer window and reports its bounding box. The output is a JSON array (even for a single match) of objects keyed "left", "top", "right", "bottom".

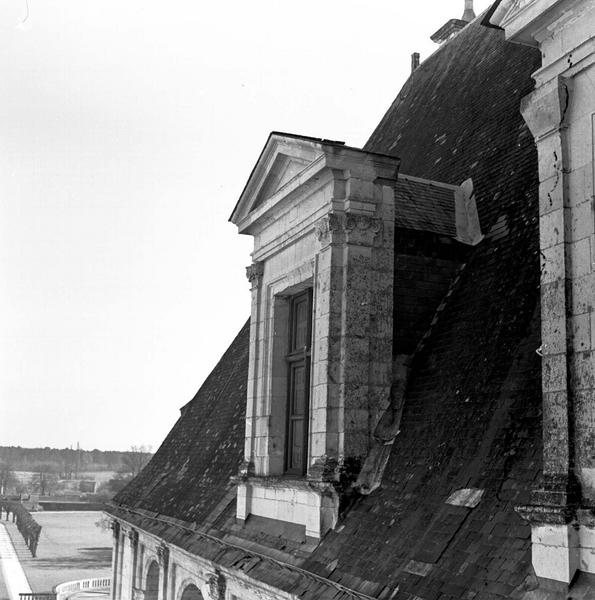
[
  {"left": 231, "top": 132, "right": 400, "bottom": 538},
  {"left": 285, "top": 289, "right": 313, "bottom": 475}
]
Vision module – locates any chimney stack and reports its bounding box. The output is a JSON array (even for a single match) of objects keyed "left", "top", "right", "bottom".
[
  {"left": 462, "top": 0, "right": 475, "bottom": 22},
  {"left": 411, "top": 52, "right": 420, "bottom": 73}
]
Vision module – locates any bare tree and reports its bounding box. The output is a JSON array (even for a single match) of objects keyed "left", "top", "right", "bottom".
[
  {"left": 121, "top": 445, "right": 152, "bottom": 477},
  {"left": 0, "top": 462, "right": 17, "bottom": 496},
  {"left": 31, "top": 464, "right": 59, "bottom": 496}
]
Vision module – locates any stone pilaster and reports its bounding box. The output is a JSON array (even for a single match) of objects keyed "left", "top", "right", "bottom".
[
  {"left": 157, "top": 543, "right": 170, "bottom": 600},
  {"left": 311, "top": 203, "right": 394, "bottom": 467},
  {"left": 111, "top": 520, "right": 120, "bottom": 600},
  {"left": 492, "top": 0, "right": 595, "bottom": 591},
  {"left": 243, "top": 261, "right": 264, "bottom": 477}
]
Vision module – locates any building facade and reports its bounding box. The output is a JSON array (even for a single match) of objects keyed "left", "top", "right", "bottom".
[{"left": 107, "top": 1, "right": 595, "bottom": 599}]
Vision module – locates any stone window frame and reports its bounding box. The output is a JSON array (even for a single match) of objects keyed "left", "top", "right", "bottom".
[{"left": 260, "top": 264, "right": 315, "bottom": 477}]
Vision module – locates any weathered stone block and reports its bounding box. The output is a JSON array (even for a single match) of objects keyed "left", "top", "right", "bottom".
[
  {"left": 531, "top": 524, "right": 579, "bottom": 584},
  {"left": 542, "top": 354, "right": 568, "bottom": 392},
  {"left": 541, "top": 243, "right": 565, "bottom": 284}
]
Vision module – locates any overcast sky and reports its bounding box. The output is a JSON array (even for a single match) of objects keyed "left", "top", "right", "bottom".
[{"left": 0, "top": 0, "right": 495, "bottom": 452}]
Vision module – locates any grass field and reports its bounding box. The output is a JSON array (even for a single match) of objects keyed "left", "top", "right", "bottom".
[{"left": 19, "top": 511, "right": 112, "bottom": 593}]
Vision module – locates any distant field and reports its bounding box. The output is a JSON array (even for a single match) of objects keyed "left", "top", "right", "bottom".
[{"left": 13, "top": 471, "right": 117, "bottom": 483}]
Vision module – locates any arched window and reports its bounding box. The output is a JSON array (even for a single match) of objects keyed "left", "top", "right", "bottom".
[
  {"left": 145, "top": 561, "right": 160, "bottom": 600},
  {"left": 180, "top": 584, "right": 203, "bottom": 600}
]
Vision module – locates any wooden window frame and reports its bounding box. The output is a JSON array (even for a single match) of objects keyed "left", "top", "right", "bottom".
[{"left": 284, "top": 289, "right": 313, "bottom": 475}]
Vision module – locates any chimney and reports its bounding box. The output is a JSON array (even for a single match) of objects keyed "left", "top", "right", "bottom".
[
  {"left": 462, "top": 0, "right": 476, "bottom": 22},
  {"left": 411, "top": 52, "right": 420, "bottom": 73}
]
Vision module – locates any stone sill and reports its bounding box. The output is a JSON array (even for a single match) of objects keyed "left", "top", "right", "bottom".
[{"left": 235, "top": 476, "right": 340, "bottom": 539}]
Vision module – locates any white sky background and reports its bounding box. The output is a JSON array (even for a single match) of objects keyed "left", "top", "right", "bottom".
[{"left": 0, "top": 0, "right": 495, "bottom": 452}]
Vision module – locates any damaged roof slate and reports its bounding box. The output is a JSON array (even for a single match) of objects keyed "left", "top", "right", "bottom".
[{"left": 108, "top": 14, "right": 544, "bottom": 600}]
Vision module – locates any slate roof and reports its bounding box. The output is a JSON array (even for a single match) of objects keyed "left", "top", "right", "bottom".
[
  {"left": 108, "top": 13, "right": 544, "bottom": 600},
  {"left": 299, "top": 15, "right": 543, "bottom": 599},
  {"left": 394, "top": 175, "right": 458, "bottom": 237}
]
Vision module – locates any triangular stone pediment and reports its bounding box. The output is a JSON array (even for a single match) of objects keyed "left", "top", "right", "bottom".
[
  {"left": 252, "top": 153, "right": 312, "bottom": 210},
  {"left": 490, "top": 0, "right": 528, "bottom": 26},
  {"left": 229, "top": 133, "right": 325, "bottom": 227}
]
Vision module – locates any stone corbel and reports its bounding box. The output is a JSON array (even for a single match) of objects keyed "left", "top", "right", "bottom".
[{"left": 521, "top": 75, "right": 572, "bottom": 142}]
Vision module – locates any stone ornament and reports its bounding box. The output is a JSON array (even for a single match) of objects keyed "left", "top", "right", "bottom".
[
  {"left": 245, "top": 262, "right": 264, "bottom": 285},
  {"left": 316, "top": 212, "right": 383, "bottom": 246},
  {"left": 315, "top": 213, "right": 342, "bottom": 243}
]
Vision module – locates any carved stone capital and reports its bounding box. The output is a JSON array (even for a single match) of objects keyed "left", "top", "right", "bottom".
[
  {"left": 207, "top": 570, "right": 226, "bottom": 600},
  {"left": 111, "top": 520, "right": 120, "bottom": 539},
  {"left": 127, "top": 528, "right": 139, "bottom": 547},
  {"left": 132, "top": 588, "right": 145, "bottom": 600},
  {"left": 315, "top": 213, "right": 343, "bottom": 244},
  {"left": 245, "top": 262, "right": 264, "bottom": 286},
  {"left": 316, "top": 212, "right": 383, "bottom": 247},
  {"left": 157, "top": 543, "right": 169, "bottom": 567},
  {"left": 344, "top": 213, "right": 383, "bottom": 246}
]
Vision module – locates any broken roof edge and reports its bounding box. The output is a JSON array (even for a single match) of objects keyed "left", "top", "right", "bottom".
[{"left": 229, "top": 131, "right": 400, "bottom": 225}]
